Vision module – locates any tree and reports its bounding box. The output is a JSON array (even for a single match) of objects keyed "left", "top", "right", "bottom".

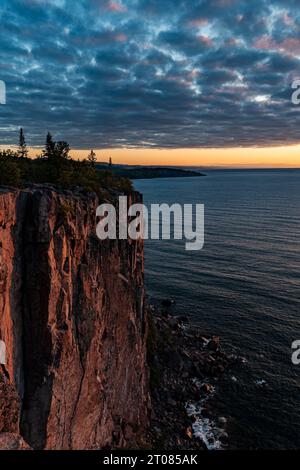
[
  {"left": 43, "top": 132, "right": 55, "bottom": 159},
  {"left": 109, "top": 157, "right": 112, "bottom": 167},
  {"left": 54, "top": 141, "right": 70, "bottom": 160},
  {"left": 18, "top": 128, "right": 28, "bottom": 158},
  {"left": 0, "top": 134, "right": 132, "bottom": 194},
  {"left": 0, "top": 152, "right": 21, "bottom": 185},
  {"left": 42, "top": 134, "right": 70, "bottom": 161},
  {"left": 88, "top": 149, "right": 97, "bottom": 167}
]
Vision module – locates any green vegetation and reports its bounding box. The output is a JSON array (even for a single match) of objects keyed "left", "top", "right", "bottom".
[
  {"left": 0, "top": 130, "right": 132, "bottom": 196},
  {"left": 87, "top": 149, "right": 97, "bottom": 167},
  {"left": 18, "top": 128, "right": 28, "bottom": 158}
]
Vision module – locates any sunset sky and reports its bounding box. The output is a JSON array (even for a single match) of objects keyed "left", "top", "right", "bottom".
[
  {"left": 1, "top": 0, "right": 300, "bottom": 167},
  {"left": 30, "top": 145, "right": 300, "bottom": 168}
]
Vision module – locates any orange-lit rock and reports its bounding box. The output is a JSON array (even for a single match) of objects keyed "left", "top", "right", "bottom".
[
  {"left": 0, "top": 186, "right": 149, "bottom": 449},
  {"left": 0, "top": 433, "right": 31, "bottom": 450}
]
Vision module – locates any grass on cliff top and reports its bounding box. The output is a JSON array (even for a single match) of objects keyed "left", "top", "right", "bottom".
[{"left": 0, "top": 131, "right": 133, "bottom": 197}]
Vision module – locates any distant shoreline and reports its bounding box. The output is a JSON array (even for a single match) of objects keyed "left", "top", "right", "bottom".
[{"left": 96, "top": 164, "right": 205, "bottom": 179}]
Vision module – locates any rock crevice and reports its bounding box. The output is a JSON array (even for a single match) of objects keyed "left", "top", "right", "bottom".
[{"left": 0, "top": 186, "right": 149, "bottom": 449}]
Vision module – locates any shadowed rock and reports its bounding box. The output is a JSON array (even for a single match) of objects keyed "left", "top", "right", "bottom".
[{"left": 0, "top": 186, "right": 149, "bottom": 450}]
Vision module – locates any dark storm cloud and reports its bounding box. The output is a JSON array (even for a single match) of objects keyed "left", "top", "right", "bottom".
[{"left": 1, "top": 0, "right": 300, "bottom": 149}]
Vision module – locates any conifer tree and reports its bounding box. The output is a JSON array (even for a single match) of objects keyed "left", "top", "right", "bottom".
[
  {"left": 55, "top": 141, "right": 70, "bottom": 160},
  {"left": 18, "top": 128, "right": 28, "bottom": 158},
  {"left": 88, "top": 149, "right": 97, "bottom": 167},
  {"left": 43, "top": 132, "right": 55, "bottom": 159}
]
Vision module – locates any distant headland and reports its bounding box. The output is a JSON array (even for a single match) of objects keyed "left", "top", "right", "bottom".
[{"left": 96, "top": 163, "right": 205, "bottom": 179}]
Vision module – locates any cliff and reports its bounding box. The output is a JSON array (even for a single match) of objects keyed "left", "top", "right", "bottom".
[{"left": 0, "top": 185, "right": 149, "bottom": 450}]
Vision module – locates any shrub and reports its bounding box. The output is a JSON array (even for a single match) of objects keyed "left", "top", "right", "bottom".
[
  {"left": 0, "top": 134, "right": 133, "bottom": 197},
  {"left": 0, "top": 153, "right": 21, "bottom": 186}
]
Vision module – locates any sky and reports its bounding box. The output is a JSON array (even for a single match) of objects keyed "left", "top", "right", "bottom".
[{"left": 1, "top": 0, "right": 300, "bottom": 167}]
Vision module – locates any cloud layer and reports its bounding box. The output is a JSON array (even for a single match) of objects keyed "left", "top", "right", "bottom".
[{"left": 1, "top": 0, "right": 300, "bottom": 149}]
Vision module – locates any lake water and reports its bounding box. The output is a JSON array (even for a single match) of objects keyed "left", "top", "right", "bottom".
[{"left": 135, "top": 169, "right": 300, "bottom": 449}]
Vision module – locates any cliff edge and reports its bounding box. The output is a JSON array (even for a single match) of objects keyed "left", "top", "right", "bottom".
[{"left": 0, "top": 185, "right": 149, "bottom": 450}]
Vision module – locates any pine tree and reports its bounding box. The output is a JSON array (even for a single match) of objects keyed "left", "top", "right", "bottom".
[
  {"left": 43, "top": 132, "right": 55, "bottom": 159},
  {"left": 55, "top": 141, "right": 70, "bottom": 160},
  {"left": 18, "top": 128, "right": 28, "bottom": 158},
  {"left": 88, "top": 149, "right": 97, "bottom": 167}
]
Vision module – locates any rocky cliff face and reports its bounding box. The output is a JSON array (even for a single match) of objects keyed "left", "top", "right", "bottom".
[{"left": 0, "top": 185, "right": 149, "bottom": 450}]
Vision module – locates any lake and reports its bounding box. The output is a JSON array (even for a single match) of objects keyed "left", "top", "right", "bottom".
[{"left": 135, "top": 169, "right": 300, "bottom": 449}]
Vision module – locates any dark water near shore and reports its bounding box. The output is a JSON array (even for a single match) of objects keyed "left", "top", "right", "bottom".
[{"left": 135, "top": 170, "right": 300, "bottom": 449}]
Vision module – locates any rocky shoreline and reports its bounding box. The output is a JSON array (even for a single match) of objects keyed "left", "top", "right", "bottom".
[{"left": 147, "top": 303, "right": 236, "bottom": 450}]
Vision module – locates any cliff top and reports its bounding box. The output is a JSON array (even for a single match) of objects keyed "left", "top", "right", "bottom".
[{"left": 0, "top": 145, "right": 132, "bottom": 198}]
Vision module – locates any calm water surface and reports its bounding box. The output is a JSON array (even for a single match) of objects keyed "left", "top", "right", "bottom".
[{"left": 135, "top": 169, "right": 300, "bottom": 449}]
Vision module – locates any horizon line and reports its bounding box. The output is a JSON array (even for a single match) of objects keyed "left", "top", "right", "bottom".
[{"left": 2, "top": 143, "right": 300, "bottom": 169}]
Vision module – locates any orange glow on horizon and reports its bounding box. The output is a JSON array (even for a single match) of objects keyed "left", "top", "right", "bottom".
[{"left": 7, "top": 144, "right": 300, "bottom": 168}]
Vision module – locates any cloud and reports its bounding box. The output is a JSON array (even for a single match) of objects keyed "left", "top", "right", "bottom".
[
  {"left": 255, "top": 35, "right": 300, "bottom": 56},
  {"left": 107, "top": 1, "right": 127, "bottom": 12},
  {"left": 0, "top": 0, "right": 300, "bottom": 150}
]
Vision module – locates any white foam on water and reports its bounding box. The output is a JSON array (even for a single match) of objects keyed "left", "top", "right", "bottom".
[
  {"left": 202, "top": 337, "right": 210, "bottom": 347},
  {"left": 194, "top": 420, "right": 227, "bottom": 450},
  {"left": 255, "top": 379, "right": 267, "bottom": 387},
  {"left": 186, "top": 379, "right": 228, "bottom": 450}
]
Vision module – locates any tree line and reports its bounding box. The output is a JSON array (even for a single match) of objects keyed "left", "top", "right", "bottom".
[{"left": 0, "top": 129, "right": 131, "bottom": 195}]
